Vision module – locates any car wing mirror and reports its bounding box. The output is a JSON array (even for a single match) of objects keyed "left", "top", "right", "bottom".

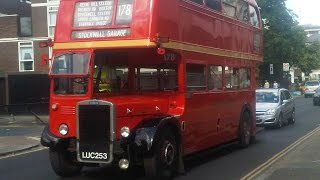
[{"left": 282, "top": 100, "right": 289, "bottom": 104}]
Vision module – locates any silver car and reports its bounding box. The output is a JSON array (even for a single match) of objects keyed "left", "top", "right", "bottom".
[
  {"left": 304, "top": 80, "right": 320, "bottom": 98},
  {"left": 256, "top": 88, "right": 295, "bottom": 128}
]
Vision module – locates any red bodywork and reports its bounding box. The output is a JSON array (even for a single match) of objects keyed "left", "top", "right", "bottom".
[{"left": 50, "top": 0, "right": 262, "bottom": 156}]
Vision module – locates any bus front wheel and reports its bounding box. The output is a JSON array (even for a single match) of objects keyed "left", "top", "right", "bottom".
[
  {"left": 239, "top": 111, "right": 252, "bottom": 148},
  {"left": 49, "top": 148, "right": 83, "bottom": 177},
  {"left": 144, "top": 127, "right": 178, "bottom": 179}
]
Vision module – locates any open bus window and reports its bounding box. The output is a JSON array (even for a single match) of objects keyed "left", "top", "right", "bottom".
[
  {"left": 208, "top": 65, "right": 223, "bottom": 90},
  {"left": 135, "top": 65, "right": 177, "bottom": 91},
  {"left": 186, "top": 64, "right": 206, "bottom": 91},
  {"left": 51, "top": 52, "right": 89, "bottom": 75},
  {"left": 54, "top": 77, "right": 88, "bottom": 95},
  {"left": 225, "top": 67, "right": 239, "bottom": 89}
]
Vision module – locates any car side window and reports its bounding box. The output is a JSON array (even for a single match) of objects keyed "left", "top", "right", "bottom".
[
  {"left": 280, "top": 91, "right": 286, "bottom": 101},
  {"left": 285, "top": 91, "right": 292, "bottom": 99}
]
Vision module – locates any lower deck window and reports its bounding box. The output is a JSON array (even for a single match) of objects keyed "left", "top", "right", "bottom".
[
  {"left": 186, "top": 64, "right": 206, "bottom": 91},
  {"left": 135, "top": 65, "right": 177, "bottom": 91}
]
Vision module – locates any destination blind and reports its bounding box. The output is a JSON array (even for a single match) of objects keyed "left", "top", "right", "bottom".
[{"left": 73, "top": 0, "right": 114, "bottom": 27}]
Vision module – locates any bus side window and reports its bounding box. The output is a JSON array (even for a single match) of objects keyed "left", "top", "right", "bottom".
[
  {"left": 236, "top": 0, "right": 249, "bottom": 23},
  {"left": 190, "top": 0, "right": 203, "bottom": 5},
  {"left": 208, "top": 65, "right": 223, "bottom": 90},
  {"left": 239, "top": 68, "right": 251, "bottom": 89},
  {"left": 249, "top": 5, "right": 260, "bottom": 27},
  {"left": 223, "top": 0, "right": 236, "bottom": 18},
  {"left": 186, "top": 64, "right": 206, "bottom": 91},
  {"left": 206, "top": 0, "right": 222, "bottom": 12},
  {"left": 225, "top": 67, "right": 239, "bottom": 89}
]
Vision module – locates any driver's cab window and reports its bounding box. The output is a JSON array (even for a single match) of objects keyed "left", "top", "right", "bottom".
[{"left": 93, "top": 53, "right": 128, "bottom": 93}]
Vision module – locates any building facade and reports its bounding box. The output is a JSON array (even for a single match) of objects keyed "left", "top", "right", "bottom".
[{"left": 0, "top": 0, "right": 59, "bottom": 106}]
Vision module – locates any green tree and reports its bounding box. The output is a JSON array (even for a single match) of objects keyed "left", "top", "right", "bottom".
[
  {"left": 257, "top": 0, "right": 308, "bottom": 81},
  {"left": 299, "top": 41, "right": 320, "bottom": 75}
]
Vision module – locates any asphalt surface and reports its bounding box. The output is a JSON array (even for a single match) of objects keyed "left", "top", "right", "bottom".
[
  {"left": 0, "top": 97, "right": 319, "bottom": 180},
  {"left": 0, "top": 114, "right": 47, "bottom": 157}
]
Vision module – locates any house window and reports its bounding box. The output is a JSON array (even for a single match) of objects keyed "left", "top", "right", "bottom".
[
  {"left": 19, "top": 42, "right": 34, "bottom": 72},
  {"left": 47, "top": 6, "right": 58, "bottom": 37}
]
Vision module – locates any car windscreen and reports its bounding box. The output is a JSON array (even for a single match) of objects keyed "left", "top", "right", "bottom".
[
  {"left": 305, "top": 81, "right": 319, "bottom": 86},
  {"left": 50, "top": 52, "right": 90, "bottom": 75},
  {"left": 256, "top": 91, "right": 279, "bottom": 103}
]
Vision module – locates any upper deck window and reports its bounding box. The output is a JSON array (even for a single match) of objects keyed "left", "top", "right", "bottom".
[
  {"left": 236, "top": 0, "right": 249, "bottom": 23},
  {"left": 206, "top": 0, "right": 222, "bottom": 11},
  {"left": 249, "top": 5, "right": 260, "bottom": 27},
  {"left": 223, "top": 0, "right": 236, "bottom": 17},
  {"left": 191, "top": 0, "right": 203, "bottom": 5}
]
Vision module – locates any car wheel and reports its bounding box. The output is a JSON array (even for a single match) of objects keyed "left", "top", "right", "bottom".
[
  {"left": 144, "top": 127, "right": 178, "bottom": 179},
  {"left": 239, "top": 111, "right": 251, "bottom": 148},
  {"left": 49, "top": 148, "right": 83, "bottom": 177},
  {"left": 313, "top": 100, "right": 316, "bottom": 106},
  {"left": 276, "top": 114, "right": 283, "bottom": 129},
  {"left": 288, "top": 110, "right": 295, "bottom": 124}
]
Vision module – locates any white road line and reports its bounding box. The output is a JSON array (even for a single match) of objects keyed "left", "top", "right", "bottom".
[{"left": 0, "top": 147, "right": 48, "bottom": 160}]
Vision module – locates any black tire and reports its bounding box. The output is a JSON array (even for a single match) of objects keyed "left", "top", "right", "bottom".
[
  {"left": 288, "top": 110, "right": 295, "bottom": 124},
  {"left": 49, "top": 148, "right": 83, "bottom": 177},
  {"left": 276, "top": 114, "right": 283, "bottom": 129},
  {"left": 144, "top": 127, "right": 178, "bottom": 180},
  {"left": 239, "top": 111, "right": 252, "bottom": 148}
]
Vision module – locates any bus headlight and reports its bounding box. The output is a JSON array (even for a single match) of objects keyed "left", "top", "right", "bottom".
[
  {"left": 121, "top": 126, "right": 130, "bottom": 138},
  {"left": 59, "top": 124, "right": 69, "bottom": 136},
  {"left": 51, "top": 103, "right": 58, "bottom": 111}
]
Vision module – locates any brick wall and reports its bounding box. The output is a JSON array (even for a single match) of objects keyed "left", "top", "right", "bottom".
[
  {"left": 32, "top": 6, "right": 47, "bottom": 37},
  {"left": 0, "top": 42, "right": 19, "bottom": 73},
  {"left": 0, "top": 16, "right": 18, "bottom": 38}
]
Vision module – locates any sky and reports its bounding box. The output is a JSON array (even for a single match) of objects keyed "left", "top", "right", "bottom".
[{"left": 286, "top": 0, "right": 320, "bottom": 25}]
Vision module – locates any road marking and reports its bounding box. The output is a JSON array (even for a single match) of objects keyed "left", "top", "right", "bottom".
[
  {"left": 241, "top": 126, "right": 320, "bottom": 180},
  {"left": 0, "top": 147, "right": 48, "bottom": 160},
  {"left": 26, "top": 136, "right": 41, "bottom": 141}
]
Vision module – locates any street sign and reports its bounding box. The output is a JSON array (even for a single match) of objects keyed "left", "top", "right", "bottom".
[
  {"left": 270, "top": 64, "right": 273, "bottom": 75},
  {"left": 283, "top": 63, "right": 290, "bottom": 71}
]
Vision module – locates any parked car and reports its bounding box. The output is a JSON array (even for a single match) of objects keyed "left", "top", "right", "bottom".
[
  {"left": 304, "top": 80, "right": 320, "bottom": 98},
  {"left": 256, "top": 88, "right": 295, "bottom": 128},
  {"left": 313, "top": 87, "right": 320, "bottom": 106}
]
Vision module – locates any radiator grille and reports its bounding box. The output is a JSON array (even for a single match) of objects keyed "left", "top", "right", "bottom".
[{"left": 78, "top": 104, "right": 111, "bottom": 162}]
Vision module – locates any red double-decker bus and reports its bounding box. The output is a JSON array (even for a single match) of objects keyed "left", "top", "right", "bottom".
[{"left": 41, "top": 0, "right": 263, "bottom": 178}]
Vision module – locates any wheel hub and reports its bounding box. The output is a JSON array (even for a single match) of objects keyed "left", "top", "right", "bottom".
[{"left": 162, "top": 141, "right": 175, "bottom": 165}]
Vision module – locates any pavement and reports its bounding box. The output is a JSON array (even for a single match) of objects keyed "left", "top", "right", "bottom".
[{"left": 0, "top": 113, "right": 48, "bottom": 157}]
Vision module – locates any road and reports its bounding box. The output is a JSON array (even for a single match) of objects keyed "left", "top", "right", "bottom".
[{"left": 0, "top": 97, "right": 319, "bottom": 180}]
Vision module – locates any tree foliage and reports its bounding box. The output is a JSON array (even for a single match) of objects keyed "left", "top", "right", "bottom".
[{"left": 256, "top": 0, "right": 320, "bottom": 80}]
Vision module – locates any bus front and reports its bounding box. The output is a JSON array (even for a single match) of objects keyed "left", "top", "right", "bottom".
[{"left": 41, "top": 0, "right": 184, "bottom": 178}]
